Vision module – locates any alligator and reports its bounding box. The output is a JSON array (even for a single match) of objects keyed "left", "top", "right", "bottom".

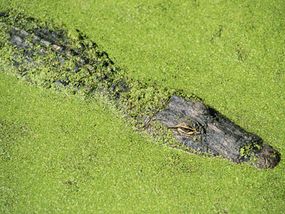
[{"left": 0, "top": 10, "right": 280, "bottom": 169}]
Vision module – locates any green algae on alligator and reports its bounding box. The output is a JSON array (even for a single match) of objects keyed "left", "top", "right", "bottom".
[{"left": 0, "top": 10, "right": 280, "bottom": 169}]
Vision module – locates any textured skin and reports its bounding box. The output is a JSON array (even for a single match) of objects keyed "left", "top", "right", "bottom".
[{"left": 156, "top": 96, "right": 280, "bottom": 168}]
